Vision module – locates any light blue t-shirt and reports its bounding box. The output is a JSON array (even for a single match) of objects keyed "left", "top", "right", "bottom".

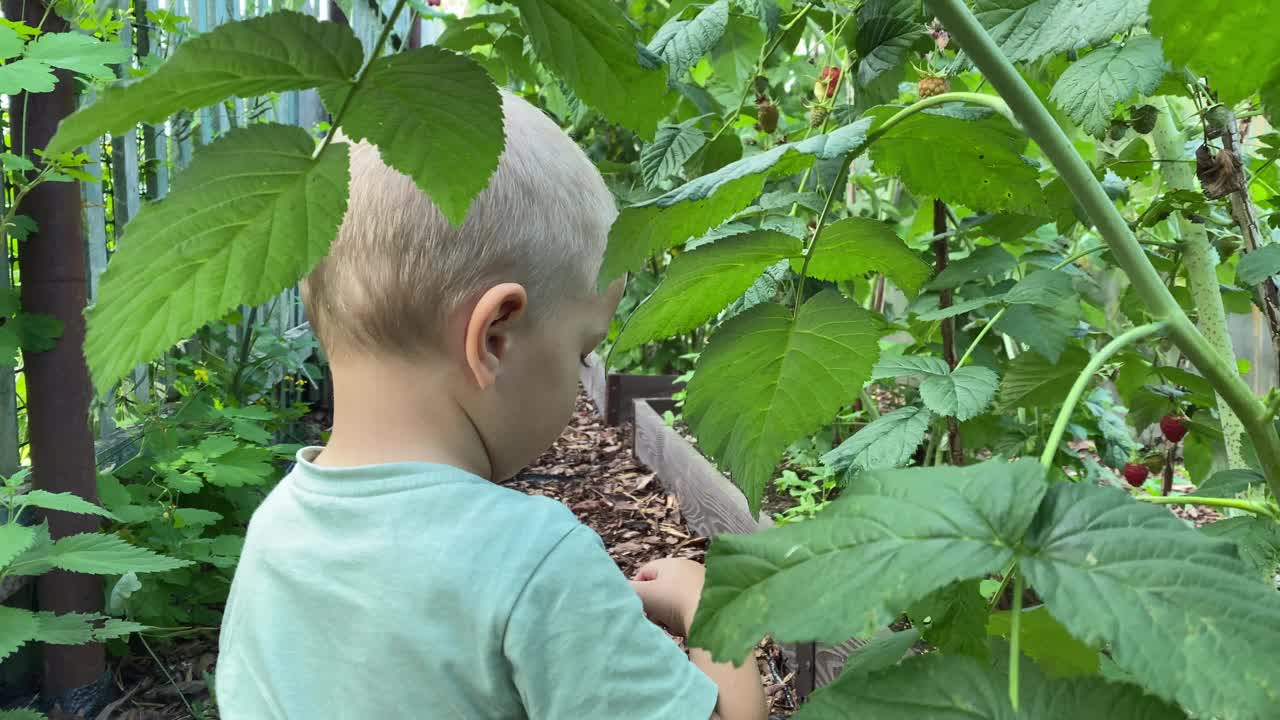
[{"left": 216, "top": 447, "right": 718, "bottom": 719}]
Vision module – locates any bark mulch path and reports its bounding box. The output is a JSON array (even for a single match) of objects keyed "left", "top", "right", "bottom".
[{"left": 98, "top": 391, "right": 797, "bottom": 718}]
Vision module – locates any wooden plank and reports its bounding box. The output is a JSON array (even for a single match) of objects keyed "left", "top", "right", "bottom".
[{"left": 632, "top": 400, "right": 765, "bottom": 538}]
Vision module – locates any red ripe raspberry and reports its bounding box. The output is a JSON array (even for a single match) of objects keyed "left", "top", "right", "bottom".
[
  {"left": 1123, "top": 463, "right": 1150, "bottom": 487},
  {"left": 1159, "top": 415, "right": 1188, "bottom": 443},
  {"left": 813, "top": 66, "right": 841, "bottom": 100}
]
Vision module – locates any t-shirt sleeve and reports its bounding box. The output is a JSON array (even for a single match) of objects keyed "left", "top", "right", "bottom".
[{"left": 504, "top": 524, "right": 719, "bottom": 720}]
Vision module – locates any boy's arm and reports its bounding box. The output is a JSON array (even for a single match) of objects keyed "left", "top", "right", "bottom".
[{"left": 631, "top": 559, "right": 769, "bottom": 720}]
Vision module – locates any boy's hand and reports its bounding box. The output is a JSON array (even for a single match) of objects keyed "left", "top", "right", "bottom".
[{"left": 629, "top": 558, "right": 706, "bottom": 636}]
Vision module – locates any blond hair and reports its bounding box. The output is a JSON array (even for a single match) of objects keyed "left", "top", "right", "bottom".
[{"left": 302, "top": 90, "right": 616, "bottom": 358}]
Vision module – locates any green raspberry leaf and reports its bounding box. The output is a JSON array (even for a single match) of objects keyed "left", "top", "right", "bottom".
[
  {"left": 18, "top": 490, "right": 115, "bottom": 520},
  {"left": 920, "top": 366, "right": 999, "bottom": 421},
  {"left": 822, "top": 405, "right": 933, "bottom": 475},
  {"left": 798, "top": 217, "right": 931, "bottom": 297},
  {"left": 0, "top": 523, "right": 35, "bottom": 569},
  {"left": 998, "top": 346, "right": 1089, "bottom": 410},
  {"left": 601, "top": 118, "right": 873, "bottom": 284},
  {"left": 796, "top": 653, "right": 1186, "bottom": 720},
  {"left": 1236, "top": 244, "right": 1280, "bottom": 287},
  {"left": 320, "top": 47, "right": 504, "bottom": 226},
  {"left": 1150, "top": 0, "right": 1280, "bottom": 105},
  {"left": 45, "top": 533, "right": 192, "bottom": 575},
  {"left": 908, "top": 580, "right": 991, "bottom": 662},
  {"left": 0, "top": 606, "right": 37, "bottom": 663},
  {"left": 684, "top": 291, "right": 883, "bottom": 515},
  {"left": 47, "top": 11, "right": 362, "bottom": 156},
  {"left": 613, "top": 229, "right": 800, "bottom": 355},
  {"left": 987, "top": 606, "right": 1101, "bottom": 678},
  {"left": 1022, "top": 482, "right": 1280, "bottom": 718},
  {"left": 640, "top": 117, "right": 707, "bottom": 189},
  {"left": 868, "top": 107, "right": 1045, "bottom": 214},
  {"left": 646, "top": 0, "right": 729, "bottom": 82},
  {"left": 512, "top": 0, "right": 669, "bottom": 139},
  {"left": 83, "top": 124, "right": 349, "bottom": 395},
  {"left": 973, "top": 0, "right": 1151, "bottom": 64},
  {"left": 689, "top": 458, "right": 1048, "bottom": 661},
  {"left": 1049, "top": 37, "right": 1168, "bottom": 137},
  {"left": 927, "top": 244, "right": 1018, "bottom": 291}
]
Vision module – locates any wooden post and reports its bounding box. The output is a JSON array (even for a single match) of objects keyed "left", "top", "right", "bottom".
[{"left": 5, "top": 0, "right": 104, "bottom": 708}]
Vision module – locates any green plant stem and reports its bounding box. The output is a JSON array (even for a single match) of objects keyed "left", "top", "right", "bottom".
[
  {"left": 1137, "top": 494, "right": 1278, "bottom": 519},
  {"left": 1150, "top": 100, "right": 1248, "bottom": 468},
  {"left": 1040, "top": 322, "right": 1168, "bottom": 469},
  {"left": 315, "top": 0, "right": 409, "bottom": 158},
  {"left": 1008, "top": 570, "right": 1024, "bottom": 710},
  {"left": 792, "top": 167, "right": 842, "bottom": 318},
  {"left": 931, "top": 0, "right": 1280, "bottom": 498},
  {"left": 707, "top": 3, "right": 812, "bottom": 147}
]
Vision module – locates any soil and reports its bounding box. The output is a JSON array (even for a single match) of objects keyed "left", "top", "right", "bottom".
[{"left": 98, "top": 390, "right": 798, "bottom": 719}]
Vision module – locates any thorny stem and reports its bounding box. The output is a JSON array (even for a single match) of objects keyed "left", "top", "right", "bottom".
[
  {"left": 1138, "top": 494, "right": 1279, "bottom": 519},
  {"left": 1008, "top": 571, "right": 1024, "bottom": 710},
  {"left": 1040, "top": 322, "right": 1168, "bottom": 469},
  {"left": 315, "top": 0, "right": 410, "bottom": 158},
  {"left": 931, "top": 0, "right": 1280, "bottom": 498}
]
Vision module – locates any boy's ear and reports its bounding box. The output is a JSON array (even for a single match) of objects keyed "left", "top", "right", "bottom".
[{"left": 464, "top": 283, "right": 528, "bottom": 389}]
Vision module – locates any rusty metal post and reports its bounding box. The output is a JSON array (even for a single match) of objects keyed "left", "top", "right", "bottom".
[{"left": 4, "top": 0, "right": 104, "bottom": 708}]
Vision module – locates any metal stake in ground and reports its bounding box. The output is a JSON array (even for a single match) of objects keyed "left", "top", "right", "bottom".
[{"left": 4, "top": 0, "right": 105, "bottom": 708}]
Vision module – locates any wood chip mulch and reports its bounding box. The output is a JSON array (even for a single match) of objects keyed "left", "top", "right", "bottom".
[{"left": 96, "top": 391, "right": 797, "bottom": 719}]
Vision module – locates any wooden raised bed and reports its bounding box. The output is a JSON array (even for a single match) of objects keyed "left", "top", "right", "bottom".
[{"left": 578, "top": 355, "right": 863, "bottom": 697}]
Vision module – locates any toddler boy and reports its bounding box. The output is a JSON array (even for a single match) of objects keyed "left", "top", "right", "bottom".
[{"left": 215, "top": 91, "right": 768, "bottom": 720}]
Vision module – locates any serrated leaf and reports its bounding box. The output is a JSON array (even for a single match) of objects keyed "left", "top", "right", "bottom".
[
  {"left": 0, "top": 58, "right": 55, "bottom": 94},
  {"left": 855, "top": 1, "right": 926, "bottom": 88},
  {"left": 32, "top": 611, "right": 97, "bottom": 645},
  {"left": 1049, "top": 37, "right": 1168, "bottom": 137},
  {"left": 1199, "top": 516, "right": 1280, "bottom": 584},
  {"left": 710, "top": 14, "right": 764, "bottom": 91},
  {"left": 835, "top": 628, "right": 921, "bottom": 681},
  {"left": 1191, "top": 468, "right": 1265, "bottom": 498},
  {"left": 974, "top": 0, "right": 1151, "bottom": 64},
  {"left": 319, "top": 47, "right": 503, "bottom": 226},
  {"left": 909, "top": 580, "right": 991, "bottom": 661},
  {"left": 641, "top": 118, "right": 707, "bottom": 188},
  {"left": 46, "top": 12, "right": 362, "bottom": 156},
  {"left": 41, "top": 533, "right": 191, "bottom": 575},
  {"left": 601, "top": 118, "right": 873, "bottom": 283},
  {"left": 1021, "top": 482, "right": 1280, "bottom": 718},
  {"left": 822, "top": 406, "right": 933, "bottom": 475},
  {"left": 684, "top": 291, "right": 883, "bottom": 514},
  {"left": 0, "top": 709, "right": 47, "bottom": 720},
  {"left": 796, "top": 653, "right": 1186, "bottom": 720},
  {"left": 920, "top": 366, "right": 999, "bottom": 421},
  {"left": 1150, "top": 0, "right": 1280, "bottom": 105},
  {"left": 172, "top": 508, "right": 223, "bottom": 527},
  {"left": 928, "top": 244, "right": 1018, "bottom": 290},
  {"left": 512, "top": 0, "right": 668, "bottom": 139},
  {"left": 1237, "top": 244, "right": 1280, "bottom": 287},
  {"left": 1004, "top": 269, "right": 1076, "bottom": 307},
  {"left": 0, "top": 606, "right": 37, "bottom": 663},
  {"left": 689, "top": 458, "right": 1048, "bottom": 662},
  {"left": 647, "top": 0, "right": 728, "bottom": 82},
  {"left": 988, "top": 606, "right": 1101, "bottom": 678},
  {"left": 799, "top": 217, "right": 931, "bottom": 296},
  {"left": 998, "top": 346, "right": 1089, "bottom": 410},
  {"left": 0, "top": 523, "right": 35, "bottom": 569},
  {"left": 916, "top": 295, "right": 1002, "bottom": 321},
  {"left": 93, "top": 618, "right": 149, "bottom": 641},
  {"left": 19, "top": 490, "right": 114, "bottom": 520},
  {"left": 871, "top": 354, "right": 950, "bottom": 379},
  {"left": 202, "top": 448, "right": 273, "bottom": 487},
  {"left": 613, "top": 230, "right": 799, "bottom": 354},
  {"left": 996, "top": 303, "right": 1080, "bottom": 363},
  {"left": 83, "top": 124, "right": 349, "bottom": 395},
  {"left": 869, "top": 107, "right": 1045, "bottom": 214},
  {"left": 24, "top": 33, "right": 128, "bottom": 78}
]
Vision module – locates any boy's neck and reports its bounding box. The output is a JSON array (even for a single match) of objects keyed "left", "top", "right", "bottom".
[{"left": 313, "top": 354, "right": 493, "bottom": 480}]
